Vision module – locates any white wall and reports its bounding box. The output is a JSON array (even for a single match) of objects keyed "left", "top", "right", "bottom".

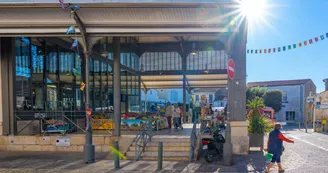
[
  {"left": 266, "top": 85, "right": 302, "bottom": 123},
  {"left": 141, "top": 89, "right": 189, "bottom": 104}
]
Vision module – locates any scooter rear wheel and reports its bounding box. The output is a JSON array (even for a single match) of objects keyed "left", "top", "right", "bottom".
[{"left": 204, "top": 150, "right": 214, "bottom": 163}]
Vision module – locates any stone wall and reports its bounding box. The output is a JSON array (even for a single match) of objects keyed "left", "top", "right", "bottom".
[{"left": 0, "top": 135, "right": 120, "bottom": 152}]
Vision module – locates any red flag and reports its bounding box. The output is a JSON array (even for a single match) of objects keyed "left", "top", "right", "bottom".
[
  {"left": 264, "top": 49, "right": 267, "bottom": 53},
  {"left": 315, "top": 37, "right": 319, "bottom": 42},
  {"left": 273, "top": 48, "right": 276, "bottom": 52},
  {"left": 309, "top": 39, "right": 313, "bottom": 44},
  {"left": 304, "top": 41, "right": 307, "bottom": 46},
  {"left": 268, "top": 49, "right": 271, "bottom": 53}
]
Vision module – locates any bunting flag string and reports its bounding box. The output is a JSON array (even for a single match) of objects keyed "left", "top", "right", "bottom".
[{"left": 247, "top": 33, "right": 328, "bottom": 54}]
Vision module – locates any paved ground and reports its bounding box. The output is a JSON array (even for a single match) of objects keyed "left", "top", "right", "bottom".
[{"left": 1, "top": 126, "right": 328, "bottom": 173}]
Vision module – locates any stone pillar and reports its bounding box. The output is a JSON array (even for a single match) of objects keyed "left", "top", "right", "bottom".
[
  {"left": 227, "top": 19, "right": 249, "bottom": 155},
  {"left": 0, "top": 38, "right": 15, "bottom": 135},
  {"left": 113, "top": 37, "right": 121, "bottom": 136}
]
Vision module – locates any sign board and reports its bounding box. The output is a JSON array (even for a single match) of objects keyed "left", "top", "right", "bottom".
[
  {"left": 318, "top": 104, "right": 328, "bottom": 109},
  {"left": 56, "top": 137, "right": 70, "bottom": 147},
  {"left": 227, "top": 59, "right": 235, "bottom": 80},
  {"left": 322, "top": 119, "right": 327, "bottom": 125},
  {"left": 306, "top": 97, "right": 314, "bottom": 103}
]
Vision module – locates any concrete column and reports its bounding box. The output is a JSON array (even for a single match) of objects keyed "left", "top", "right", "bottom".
[
  {"left": 227, "top": 19, "right": 249, "bottom": 155},
  {"left": 113, "top": 37, "right": 121, "bottom": 136},
  {"left": 0, "top": 38, "right": 15, "bottom": 135}
]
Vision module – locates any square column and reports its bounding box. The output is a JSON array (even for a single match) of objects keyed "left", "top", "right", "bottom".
[
  {"left": 0, "top": 38, "right": 15, "bottom": 135},
  {"left": 227, "top": 20, "right": 249, "bottom": 155}
]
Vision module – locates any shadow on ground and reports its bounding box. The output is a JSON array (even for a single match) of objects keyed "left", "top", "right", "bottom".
[{"left": 0, "top": 151, "right": 267, "bottom": 173}]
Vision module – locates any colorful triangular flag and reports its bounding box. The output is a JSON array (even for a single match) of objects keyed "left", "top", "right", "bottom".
[
  {"left": 66, "top": 25, "right": 75, "bottom": 35},
  {"left": 273, "top": 48, "right": 276, "bottom": 53},
  {"left": 326, "top": 33, "right": 328, "bottom": 38},
  {"left": 268, "top": 49, "right": 271, "bottom": 53},
  {"left": 80, "top": 82, "right": 86, "bottom": 91},
  {"left": 320, "top": 35, "right": 325, "bottom": 40},
  {"left": 315, "top": 37, "right": 319, "bottom": 42},
  {"left": 71, "top": 39, "right": 78, "bottom": 49},
  {"left": 278, "top": 47, "right": 281, "bottom": 52},
  {"left": 288, "top": 45, "right": 291, "bottom": 50},
  {"left": 264, "top": 49, "right": 267, "bottom": 53},
  {"left": 59, "top": 0, "right": 66, "bottom": 11},
  {"left": 298, "top": 42, "right": 302, "bottom": 47},
  {"left": 283, "top": 46, "right": 286, "bottom": 51},
  {"left": 293, "top": 44, "right": 297, "bottom": 48},
  {"left": 309, "top": 39, "right": 313, "bottom": 44},
  {"left": 247, "top": 50, "right": 249, "bottom": 54},
  {"left": 259, "top": 49, "right": 262, "bottom": 54},
  {"left": 255, "top": 50, "right": 258, "bottom": 54},
  {"left": 304, "top": 41, "right": 307, "bottom": 46},
  {"left": 251, "top": 50, "right": 253, "bottom": 54}
]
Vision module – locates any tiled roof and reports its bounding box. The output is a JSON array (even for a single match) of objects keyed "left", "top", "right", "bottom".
[{"left": 247, "top": 79, "right": 312, "bottom": 87}]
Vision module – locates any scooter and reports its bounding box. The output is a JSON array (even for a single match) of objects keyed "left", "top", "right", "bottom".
[{"left": 201, "top": 129, "right": 225, "bottom": 163}]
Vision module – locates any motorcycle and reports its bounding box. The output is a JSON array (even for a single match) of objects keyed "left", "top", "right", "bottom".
[{"left": 201, "top": 129, "right": 225, "bottom": 163}]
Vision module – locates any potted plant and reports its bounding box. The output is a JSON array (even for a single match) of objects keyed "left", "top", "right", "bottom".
[{"left": 247, "top": 97, "right": 272, "bottom": 150}]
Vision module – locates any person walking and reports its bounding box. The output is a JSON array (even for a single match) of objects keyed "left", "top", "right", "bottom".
[
  {"left": 173, "top": 103, "right": 183, "bottom": 130},
  {"left": 165, "top": 102, "right": 174, "bottom": 129},
  {"left": 265, "top": 124, "right": 294, "bottom": 173}
]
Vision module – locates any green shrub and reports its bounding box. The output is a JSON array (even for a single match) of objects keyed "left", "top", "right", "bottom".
[{"left": 247, "top": 97, "right": 273, "bottom": 134}]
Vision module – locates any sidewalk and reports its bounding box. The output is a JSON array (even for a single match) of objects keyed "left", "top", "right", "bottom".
[{"left": 0, "top": 151, "right": 267, "bottom": 173}]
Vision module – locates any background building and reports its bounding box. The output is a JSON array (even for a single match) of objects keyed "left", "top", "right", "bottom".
[
  {"left": 315, "top": 79, "right": 328, "bottom": 128},
  {"left": 192, "top": 88, "right": 227, "bottom": 107},
  {"left": 247, "top": 79, "right": 316, "bottom": 124}
]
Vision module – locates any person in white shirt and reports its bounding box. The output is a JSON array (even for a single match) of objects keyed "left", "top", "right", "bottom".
[
  {"left": 165, "top": 102, "right": 174, "bottom": 129},
  {"left": 173, "top": 103, "right": 183, "bottom": 129}
]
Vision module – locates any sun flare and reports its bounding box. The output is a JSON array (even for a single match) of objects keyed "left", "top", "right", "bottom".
[{"left": 240, "top": 0, "right": 267, "bottom": 21}]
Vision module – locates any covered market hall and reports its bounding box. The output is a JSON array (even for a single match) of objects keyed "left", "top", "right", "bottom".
[{"left": 0, "top": 0, "right": 248, "bottom": 163}]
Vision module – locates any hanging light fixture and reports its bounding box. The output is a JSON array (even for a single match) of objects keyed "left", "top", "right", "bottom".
[{"left": 191, "top": 42, "right": 197, "bottom": 55}]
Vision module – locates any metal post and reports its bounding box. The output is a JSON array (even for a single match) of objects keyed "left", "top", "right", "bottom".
[
  {"left": 157, "top": 141, "right": 163, "bottom": 171},
  {"left": 83, "top": 52, "right": 95, "bottom": 164},
  {"left": 183, "top": 75, "right": 187, "bottom": 123},
  {"left": 144, "top": 90, "right": 147, "bottom": 112},
  {"left": 113, "top": 37, "right": 121, "bottom": 136},
  {"left": 223, "top": 111, "right": 232, "bottom": 166},
  {"left": 298, "top": 122, "right": 301, "bottom": 130},
  {"left": 313, "top": 104, "right": 316, "bottom": 132},
  {"left": 114, "top": 141, "right": 120, "bottom": 169},
  {"left": 305, "top": 121, "right": 307, "bottom": 133}
]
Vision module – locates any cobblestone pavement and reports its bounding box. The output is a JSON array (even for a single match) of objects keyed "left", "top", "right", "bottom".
[{"left": 0, "top": 127, "right": 327, "bottom": 173}]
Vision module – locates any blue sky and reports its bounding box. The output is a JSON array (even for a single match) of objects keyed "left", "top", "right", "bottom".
[{"left": 246, "top": 0, "right": 328, "bottom": 92}]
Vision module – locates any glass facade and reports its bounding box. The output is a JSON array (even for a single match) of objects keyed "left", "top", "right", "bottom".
[{"left": 14, "top": 37, "right": 141, "bottom": 117}]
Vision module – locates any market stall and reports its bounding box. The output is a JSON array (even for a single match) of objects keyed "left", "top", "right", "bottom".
[{"left": 90, "top": 111, "right": 169, "bottom": 131}]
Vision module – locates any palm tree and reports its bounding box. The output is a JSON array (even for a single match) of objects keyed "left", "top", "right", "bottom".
[{"left": 247, "top": 97, "right": 271, "bottom": 134}]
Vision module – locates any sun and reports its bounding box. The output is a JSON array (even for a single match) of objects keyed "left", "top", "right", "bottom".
[{"left": 240, "top": 0, "right": 267, "bottom": 21}]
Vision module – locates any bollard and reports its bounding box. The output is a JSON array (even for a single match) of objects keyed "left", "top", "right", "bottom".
[
  {"left": 114, "top": 141, "right": 120, "bottom": 169},
  {"left": 157, "top": 142, "right": 163, "bottom": 171},
  {"left": 298, "top": 122, "right": 301, "bottom": 130},
  {"left": 305, "top": 123, "right": 308, "bottom": 133}
]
